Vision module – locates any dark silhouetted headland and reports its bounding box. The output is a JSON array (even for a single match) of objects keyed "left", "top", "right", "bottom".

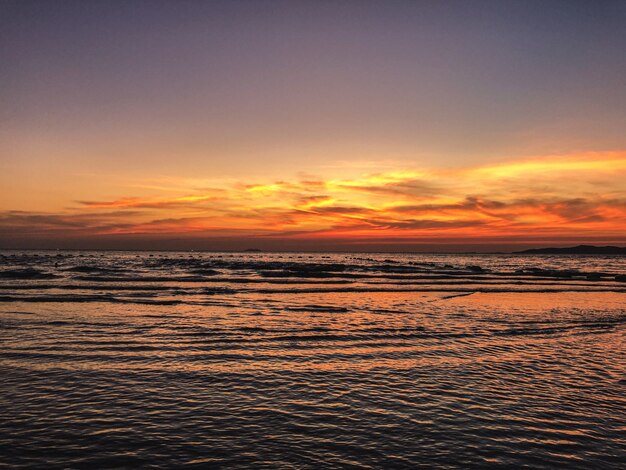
[{"left": 515, "top": 245, "right": 626, "bottom": 255}]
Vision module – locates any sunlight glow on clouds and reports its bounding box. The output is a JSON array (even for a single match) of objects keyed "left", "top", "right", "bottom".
[{"left": 1, "top": 152, "right": 625, "bottom": 250}]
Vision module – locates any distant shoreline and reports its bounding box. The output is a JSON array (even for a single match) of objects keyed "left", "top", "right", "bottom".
[
  {"left": 514, "top": 245, "right": 626, "bottom": 255},
  {"left": 1, "top": 244, "right": 625, "bottom": 255}
]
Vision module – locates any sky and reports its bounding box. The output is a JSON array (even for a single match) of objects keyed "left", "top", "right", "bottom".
[{"left": 1, "top": 0, "right": 626, "bottom": 251}]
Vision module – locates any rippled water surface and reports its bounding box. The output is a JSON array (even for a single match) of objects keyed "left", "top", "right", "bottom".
[{"left": 1, "top": 251, "right": 625, "bottom": 468}]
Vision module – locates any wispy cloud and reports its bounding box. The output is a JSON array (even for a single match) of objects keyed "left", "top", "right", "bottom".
[{"left": 2, "top": 152, "right": 626, "bottom": 247}]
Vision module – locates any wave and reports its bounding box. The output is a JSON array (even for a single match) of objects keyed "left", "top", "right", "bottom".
[
  {"left": 1, "top": 252, "right": 625, "bottom": 306},
  {"left": 0, "top": 268, "right": 58, "bottom": 280},
  {"left": 1, "top": 286, "right": 625, "bottom": 304}
]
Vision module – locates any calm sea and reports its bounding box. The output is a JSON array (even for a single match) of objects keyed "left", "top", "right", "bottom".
[{"left": 1, "top": 251, "right": 625, "bottom": 468}]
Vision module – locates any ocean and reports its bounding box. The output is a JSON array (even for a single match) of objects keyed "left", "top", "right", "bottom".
[{"left": 1, "top": 250, "right": 624, "bottom": 468}]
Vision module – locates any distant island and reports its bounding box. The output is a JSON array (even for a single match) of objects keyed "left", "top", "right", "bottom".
[{"left": 515, "top": 245, "right": 626, "bottom": 255}]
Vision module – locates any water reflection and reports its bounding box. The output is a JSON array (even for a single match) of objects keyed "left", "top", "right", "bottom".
[{"left": 0, "top": 252, "right": 624, "bottom": 468}]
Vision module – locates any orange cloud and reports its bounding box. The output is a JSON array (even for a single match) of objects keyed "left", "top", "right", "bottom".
[
  {"left": 2, "top": 152, "right": 626, "bottom": 249},
  {"left": 80, "top": 194, "right": 218, "bottom": 209}
]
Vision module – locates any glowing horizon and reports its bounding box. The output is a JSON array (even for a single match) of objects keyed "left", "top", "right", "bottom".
[{"left": 1, "top": 151, "right": 625, "bottom": 251}]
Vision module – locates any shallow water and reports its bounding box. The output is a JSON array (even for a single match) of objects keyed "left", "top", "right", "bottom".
[{"left": 1, "top": 251, "right": 625, "bottom": 468}]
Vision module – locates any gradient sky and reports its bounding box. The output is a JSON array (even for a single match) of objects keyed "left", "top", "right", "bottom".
[{"left": 2, "top": 0, "right": 626, "bottom": 251}]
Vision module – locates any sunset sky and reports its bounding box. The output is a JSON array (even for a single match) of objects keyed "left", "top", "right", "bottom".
[{"left": 2, "top": 0, "right": 626, "bottom": 251}]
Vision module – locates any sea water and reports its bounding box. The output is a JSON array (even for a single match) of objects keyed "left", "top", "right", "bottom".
[{"left": 1, "top": 251, "right": 624, "bottom": 468}]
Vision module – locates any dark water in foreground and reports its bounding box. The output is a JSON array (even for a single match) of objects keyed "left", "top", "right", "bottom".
[{"left": 1, "top": 251, "right": 625, "bottom": 468}]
